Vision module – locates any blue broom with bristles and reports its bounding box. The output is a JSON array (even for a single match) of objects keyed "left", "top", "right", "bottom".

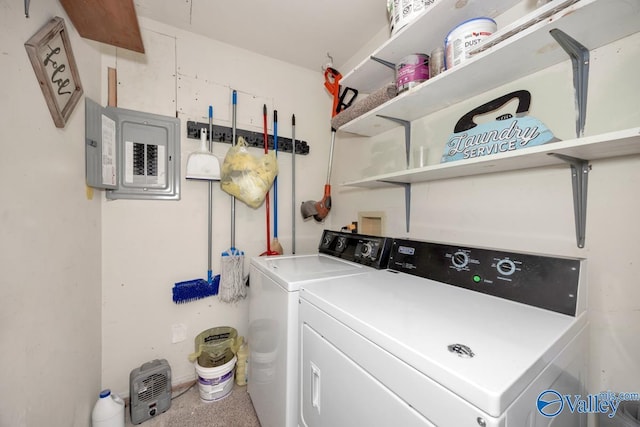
[{"left": 173, "top": 106, "right": 220, "bottom": 303}]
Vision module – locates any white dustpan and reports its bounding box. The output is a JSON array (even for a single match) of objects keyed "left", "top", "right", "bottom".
[{"left": 186, "top": 128, "right": 221, "bottom": 180}]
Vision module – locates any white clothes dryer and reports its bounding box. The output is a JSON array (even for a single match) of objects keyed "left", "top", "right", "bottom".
[{"left": 299, "top": 238, "right": 588, "bottom": 427}]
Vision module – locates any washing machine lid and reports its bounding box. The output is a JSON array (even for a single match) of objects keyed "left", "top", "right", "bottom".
[
  {"left": 299, "top": 269, "right": 586, "bottom": 417},
  {"left": 250, "top": 254, "right": 368, "bottom": 292}
]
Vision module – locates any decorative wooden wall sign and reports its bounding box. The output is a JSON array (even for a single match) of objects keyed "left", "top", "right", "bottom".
[{"left": 24, "top": 16, "right": 83, "bottom": 128}]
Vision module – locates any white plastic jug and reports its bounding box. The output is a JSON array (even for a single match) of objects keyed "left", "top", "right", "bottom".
[{"left": 92, "top": 389, "right": 125, "bottom": 427}]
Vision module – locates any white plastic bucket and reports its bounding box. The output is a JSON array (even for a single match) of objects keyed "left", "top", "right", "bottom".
[
  {"left": 91, "top": 389, "right": 125, "bottom": 427},
  {"left": 390, "top": 0, "right": 438, "bottom": 35},
  {"left": 444, "top": 17, "right": 496, "bottom": 69},
  {"left": 195, "top": 355, "right": 236, "bottom": 402}
]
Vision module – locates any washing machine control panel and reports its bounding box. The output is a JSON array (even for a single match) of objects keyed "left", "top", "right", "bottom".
[
  {"left": 319, "top": 230, "right": 392, "bottom": 269},
  {"left": 389, "top": 239, "right": 583, "bottom": 316}
]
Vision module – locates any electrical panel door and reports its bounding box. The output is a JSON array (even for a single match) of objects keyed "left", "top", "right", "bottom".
[{"left": 85, "top": 98, "right": 180, "bottom": 200}]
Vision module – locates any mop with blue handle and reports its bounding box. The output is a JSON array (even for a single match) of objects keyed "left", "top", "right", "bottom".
[{"left": 219, "top": 90, "right": 246, "bottom": 303}]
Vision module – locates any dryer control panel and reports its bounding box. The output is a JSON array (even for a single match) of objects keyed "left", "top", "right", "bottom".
[
  {"left": 389, "top": 239, "right": 583, "bottom": 316},
  {"left": 319, "top": 230, "right": 392, "bottom": 269}
]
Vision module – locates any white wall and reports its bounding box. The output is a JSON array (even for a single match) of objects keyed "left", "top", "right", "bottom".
[
  {"left": 0, "top": 2, "right": 103, "bottom": 426},
  {"left": 100, "top": 18, "right": 333, "bottom": 394},
  {"left": 332, "top": 30, "right": 640, "bottom": 402},
  {"left": 2, "top": 1, "right": 636, "bottom": 424}
]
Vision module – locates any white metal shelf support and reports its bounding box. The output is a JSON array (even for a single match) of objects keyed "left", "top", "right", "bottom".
[
  {"left": 549, "top": 154, "right": 590, "bottom": 248},
  {"left": 377, "top": 115, "right": 412, "bottom": 232}
]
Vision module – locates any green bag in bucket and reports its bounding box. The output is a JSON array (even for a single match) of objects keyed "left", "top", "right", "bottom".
[{"left": 188, "top": 326, "right": 242, "bottom": 368}]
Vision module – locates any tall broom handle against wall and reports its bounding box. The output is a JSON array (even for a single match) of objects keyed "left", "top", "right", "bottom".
[
  {"left": 291, "top": 114, "right": 296, "bottom": 254},
  {"left": 208, "top": 106, "right": 214, "bottom": 283},
  {"left": 260, "top": 105, "right": 278, "bottom": 256},
  {"left": 274, "top": 110, "right": 278, "bottom": 240},
  {"left": 231, "top": 90, "right": 237, "bottom": 249},
  {"left": 270, "top": 111, "right": 283, "bottom": 254}
]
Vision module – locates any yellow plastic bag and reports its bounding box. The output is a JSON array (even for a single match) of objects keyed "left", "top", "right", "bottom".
[{"left": 220, "top": 137, "right": 278, "bottom": 209}]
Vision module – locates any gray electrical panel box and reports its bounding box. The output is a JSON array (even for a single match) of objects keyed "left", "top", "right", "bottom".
[{"left": 85, "top": 98, "right": 180, "bottom": 200}]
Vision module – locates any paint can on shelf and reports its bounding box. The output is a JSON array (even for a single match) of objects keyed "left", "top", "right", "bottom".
[
  {"left": 444, "top": 17, "right": 497, "bottom": 69},
  {"left": 395, "top": 54, "right": 430, "bottom": 93}
]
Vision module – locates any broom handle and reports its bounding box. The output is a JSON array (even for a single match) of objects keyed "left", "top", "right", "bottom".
[
  {"left": 291, "top": 114, "right": 296, "bottom": 254},
  {"left": 208, "top": 106, "right": 213, "bottom": 277},
  {"left": 273, "top": 110, "right": 278, "bottom": 238},
  {"left": 231, "top": 90, "right": 237, "bottom": 249},
  {"left": 326, "top": 128, "right": 336, "bottom": 185},
  {"left": 263, "top": 105, "right": 272, "bottom": 253}
]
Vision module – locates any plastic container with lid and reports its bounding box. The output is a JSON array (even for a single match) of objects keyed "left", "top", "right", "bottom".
[
  {"left": 195, "top": 355, "right": 237, "bottom": 401},
  {"left": 444, "top": 17, "right": 497, "bottom": 69},
  {"left": 91, "top": 389, "right": 124, "bottom": 427},
  {"left": 389, "top": 0, "right": 436, "bottom": 35}
]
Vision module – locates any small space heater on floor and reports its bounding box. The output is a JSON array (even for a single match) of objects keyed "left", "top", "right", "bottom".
[{"left": 129, "top": 359, "right": 172, "bottom": 424}]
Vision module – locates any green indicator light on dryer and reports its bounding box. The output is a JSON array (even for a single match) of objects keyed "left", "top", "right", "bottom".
[{"left": 473, "top": 275, "right": 482, "bottom": 283}]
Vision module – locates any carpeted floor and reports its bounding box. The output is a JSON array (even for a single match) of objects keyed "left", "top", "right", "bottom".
[{"left": 125, "top": 382, "right": 261, "bottom": 427}]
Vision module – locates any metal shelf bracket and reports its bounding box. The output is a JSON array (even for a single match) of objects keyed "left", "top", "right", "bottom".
[
  {"left": 377, "top": 115, "right": 411, "bottom": 168},
  {"left": 381, "top": 181, "right": 411, "bottom": 233},
  {"left": 549, "top": 153, "right": 590, "bottom": 248},
  {"left": 550, "top": 28, "right": 590, "bottom": 138},
  {"left": 370, "top": 56, "right": 395, "bottom": 70},
  {"left": 376, "top": 115, "right": 413, "bottom": 232}
]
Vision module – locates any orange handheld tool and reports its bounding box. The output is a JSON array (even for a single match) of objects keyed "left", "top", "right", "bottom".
[{"left": 324, "top": 67, "right": 358, "bottom": 117}]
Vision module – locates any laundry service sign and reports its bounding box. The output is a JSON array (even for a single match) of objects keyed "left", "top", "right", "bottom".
[{"left": 441, "top": 90, "right": 557, "bottom": 163}]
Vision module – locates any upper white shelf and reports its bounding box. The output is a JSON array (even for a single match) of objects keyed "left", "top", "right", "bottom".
[
  {"left": 341, "top": 127, "right": 640, "bottom": 188},
  {"left": 340, "top": 0, "right": 521, "bottom": 93},
  {"left": 339, "top": 0, "right": 640, "bottom": 137}
]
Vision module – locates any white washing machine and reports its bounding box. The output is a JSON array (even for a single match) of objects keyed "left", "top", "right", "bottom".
[
  {"left": 299, "top": 238, "right": 588, "bottom": 427},
  {"left": 248, "top": 230, "right": 393, "bottom": 427}
]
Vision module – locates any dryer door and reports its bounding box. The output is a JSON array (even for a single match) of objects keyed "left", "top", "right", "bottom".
[{"left": 300, "top": 323, "right": 434, "bottom": 427}]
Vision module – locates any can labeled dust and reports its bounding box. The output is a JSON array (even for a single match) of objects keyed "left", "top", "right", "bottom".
[
  {"left": 396, "top": 54, "right": 430, "bottom": 93},
  {"left": 445, "top": 17, "right": 497, "bottom": 69}
]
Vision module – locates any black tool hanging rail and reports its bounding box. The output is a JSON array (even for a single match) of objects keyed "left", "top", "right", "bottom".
[{"left": 186, "top": 120, "right": 310, "bottom": 155}]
